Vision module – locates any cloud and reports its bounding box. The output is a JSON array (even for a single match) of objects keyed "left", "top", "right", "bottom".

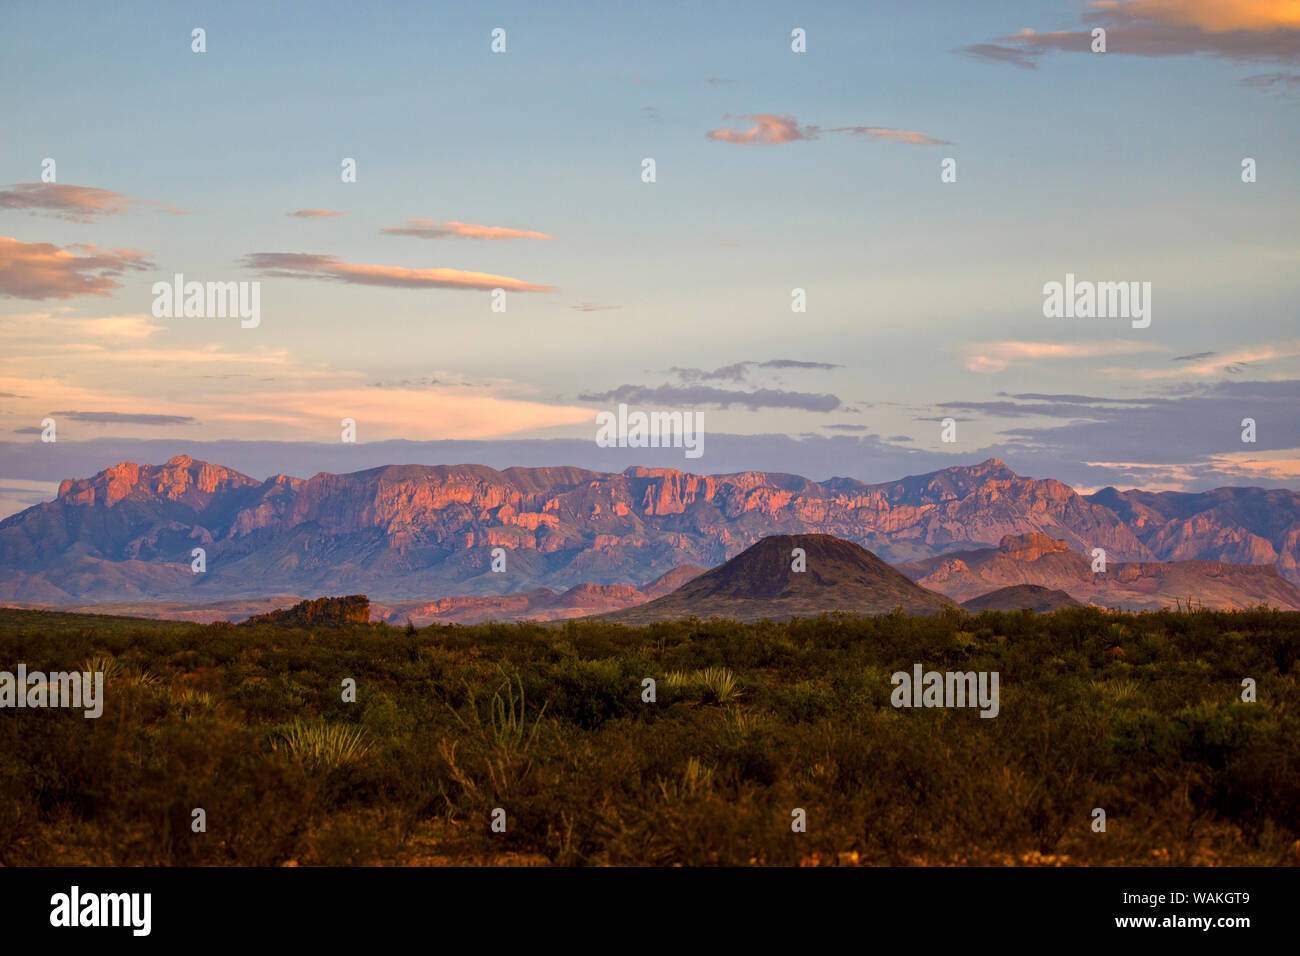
[
  {"left": 0, "top": 184, "right": 185, "bottom": 222},
  {"left": 0, "top": 237, "right": 153, "bottom": 300},
  {"left": 707, "top": 114, "right": 819, "bottom": 144},
  {"left": 829, "top": 126, "right": 951, "bottom": 145},
  {"left": 1242, "top": 70, "right": 1300, "bottom": 92},
  {"left": 288, "top": 209, "right": 347, "bottom": 218},
  {"left": 671, "top": 359, "right": 841, "bottom": 384},
  {"left": 935, "top": 396, "right": 1163, "bottom": 419},
  {"left": 709, "top": 115, "right": 951, "bottom": 147},
  {"left": 49, "top": 410, "right": 196, "bottom": 426},
  {"left": 1119, "top": 342, "right": 1300, "bottom": 378},
  {"left": 961, "top": 42, "right": 1043, "bottom": 68},
  {"left": 963, "top": 340, "right": 1158, "bottom": 373},
  {"left": 966, "top": 2, "right": 1300, "bottom": 67},
  {"left": 825, "top": 423, "right": 870, "bottom": 431},
  {"left": 380, "top": 219, "right": 556, "bottom": 241},
  {"left": 578, "top": 383, "right": 841, "bottom": 412},
  {"left": 1174, "top": 350, "right": 1219, "bottom": 361},
  {"left": 719, "top": 239, "right": 741, "bottom": 247},
  {"left": 571, "top": 302, "right": 619, "bottom": 312},
  {"left": 241, "top": 252, "right": 554, "bottom": 292},
  {"left": 759, "top": 359, "right": 840, "bottom": 371},
  {"left": 1094, "top": 0, "right": 1300, "bottom": 34}
]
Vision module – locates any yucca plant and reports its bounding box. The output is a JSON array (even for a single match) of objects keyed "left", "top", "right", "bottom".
[
  {"left": 449, "top": 670, "right": 546, "bottom": 757},
  {"left": 656, "top": 756, "right": 714, "bottom": 800},
  {"left": 662, "top": 670, "right": 693, "bottom": 695},
  {"left": 81, "top": 654, "right": 123, "bottom": 681},
  {"left": 442, "top": 670, "right": 548, "bottom": 802},
  {"left": 698, "top": 666, "right": 742, "bottom": 704},
  {"left": 270, "top": 720, "right": 371, "bottom": 771},
  {"left": 171, "top": 688, "right": 215, "bottom": 719}
]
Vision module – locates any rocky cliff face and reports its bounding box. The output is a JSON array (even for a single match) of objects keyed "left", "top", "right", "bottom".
[
  {"left": 1, "top": 455, "right": 1297, "bottom": 603},
  {"left": 1087, "top": 486, "right": 1300, "bottom": 581},
  {"left": 902, "top": 535, "right": 1300, "bottom": 611}
]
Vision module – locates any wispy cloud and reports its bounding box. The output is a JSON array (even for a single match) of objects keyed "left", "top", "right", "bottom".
[
  {"left": 1119, "top": 342, "right": 1300, "bottom": 379},
  {"left": 671, "top": 359, "right": 840, "bottom": 384},
  {"left": 708, "top": 115, "right": 950, "bottom": 146},
  {"left": 579, "top": 383, "right": 840, "bottom": 412},
  {"left": 829, "top": 126, "right": 951, "bottom": 145},
  {"left": 1242, "top": 70, "right": 1300, "bottom": 93},
  {"left": 380, "top": 219, "right": 556, "bottom": 241},
  {"left": 961, "top": 42, "right": 1043, "bottom": 68},
  {"left": 241, "top": 252, "right": 554, "bottom": 292},
  {"left": 963, "top": 340, "right": 1158, "bottom": 373},
  {"left": 49, "top": 410, "right": 196, "bottom": 426},
  {"left": 0, "top": 237, "right": 153, "bottom": 300},
  {"left": 288, "top": 209, "right": 347, "bottom": 218},
  {"left": 571, "top": 302, "right": 619, "bottom": 312},
  {"left": 0, "top": 183, "right": 186, "bottom": 222}
]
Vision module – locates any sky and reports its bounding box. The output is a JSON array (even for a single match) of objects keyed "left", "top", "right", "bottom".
[{"left": 1, "top": 0, "right": 1298, "bottom": 517}]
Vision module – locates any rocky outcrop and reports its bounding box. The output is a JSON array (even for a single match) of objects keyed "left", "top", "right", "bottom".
[{"left": 240, "top": 594, "right": 370, "bottom": 627}]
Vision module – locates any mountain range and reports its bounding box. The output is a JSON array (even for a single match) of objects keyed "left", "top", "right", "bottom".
[{"left": 2, "top": 454, "right": 1299, "bottom": 607}]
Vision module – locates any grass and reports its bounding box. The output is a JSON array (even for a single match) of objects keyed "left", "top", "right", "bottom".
[{"left": 0, "top": 604, "right": 1298, "bottom": 866}]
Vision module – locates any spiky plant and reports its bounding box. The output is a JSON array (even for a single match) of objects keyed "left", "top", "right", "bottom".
[{"left": 270, "top": 721, "right": 371, "bottom": 771}]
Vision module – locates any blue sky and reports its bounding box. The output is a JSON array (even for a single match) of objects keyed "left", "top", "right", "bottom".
[{"left": 1, "top": 0, "right": 1298, "bottom": 513}]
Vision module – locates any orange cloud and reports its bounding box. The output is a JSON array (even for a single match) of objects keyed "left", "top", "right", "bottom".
[
  {"left": 0, "top": 237, "right": 153, "bottom": 300},
  {"left": 1092, "top": 0, "right": 1300, "bottom": 33},
  {"left": 380, "top": 219, "right": 556, "bottom": 240},
  {"left": 242, "top": 252, "right": 554, "bottom": 292},
  {"left": 707, "top": 114, "right": 819, "bottom": 144},
  {"left": 967, "top": 0, "right": 1300, "bottom": 66},
  {"left": 288, "top": 209, "right": 347, "bottom": 218},
  {"left": 0, "top": 184, "right": 186, "bottom": 222}
]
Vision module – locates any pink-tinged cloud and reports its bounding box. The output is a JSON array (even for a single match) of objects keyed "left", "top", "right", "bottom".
[
  {"left": 963, "top": 340, "right": 1157, "bottom": 373},
  {"left": 242, "top": 252, "right": 555, "bottom": 292},
  {"left": 0, "top": 237, "right": 154, "bottom": 300},
  {"left": 707, "top": 114, "right": 820, "bottom": 145},
  {"left": 830, "top": 126, "right": 952, "bottom": 145},
  {"left": 0, "top": 184, "right": 187, "bottom": 222},
  {"left": 380, "top": 219, "right": 556, "bottom": 241},
  {"left": 288, "top": 209, "right": 347, "bottom": 218}
]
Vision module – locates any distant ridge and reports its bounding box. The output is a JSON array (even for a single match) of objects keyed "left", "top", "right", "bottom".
[
  {"left": 3, "top": 454, "right": 1300, "bottom": 605},
  {"left": 904, "top": 533, "right": 1300, "bottom": 612},
  {"left": 600, "top": 534, "right": 954, "bottom": 624}
]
